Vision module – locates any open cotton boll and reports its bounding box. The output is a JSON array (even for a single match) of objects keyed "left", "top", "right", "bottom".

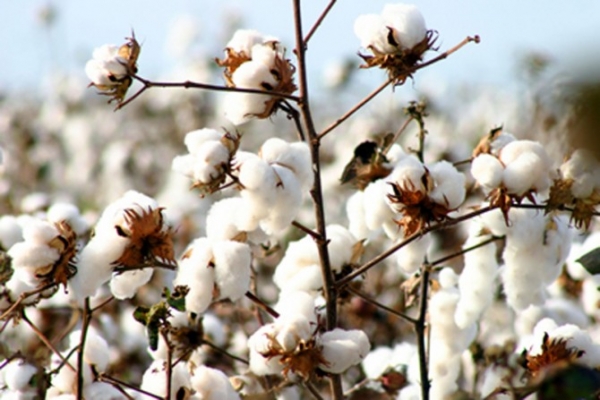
[
  {"left": 471, "top": 153, "right": 504, "bottom": 191},
  {"left": 140, "top": 360, "right": 190, "bottom": 400},
  {"left": 274, "top": 290, "right": 318, "bottom": 325},
  {"left": 326, "top": 224, "right": 358, "bottom": 271},
  {"left": 109, "top": 267, "right": 154, "bottom": 300},
  {"left": 8, "top": 242, "right": 59, "bottom": 286},
  {"left": 50, "top": 351, "right": 93, "bottom": 394},
  {"left": 361, "top": 346, "right": 394, "bottom": 379},
  {"left": 364, "top": 179, "right": 396, "bottom": 232},
  {"left": 346, "top": 191, "right": 370, "bottom": 240},
  {"left": 274, "top": 237, "right": 322, "bottom": 292},
  {"left": 354, "top": 14, "right": 394, "bottom": 53},
  {"left": 428, "top": 161, "right": 466, "bottom": 209},
  {"left": 499, "top": 140, "right": 551, "bottom": 195},
  {"left": 248, "top": 324, "right": 285, "bottom": 376},
  {"left": 381, "top": 3, "right": 427, "bottom": 50},
  {"left": 259, "top": 165, "right": 302, "bottom": 235},
  {"left": 190, "top": 141, "right": 230, "bottom": 183},
  {"left": 21, "top": 218, "right": 60, "bottom": 245},
  {"left": 47, "top": 203, "right": 88, "bottom": 235},
  {"left": 319, "top": 328, "right": 370, "bottom": 374},
  {"left": 68, "top": 327, "right": 110, "bottom": 372},
  {"left": 190, "top": 365, "right": 240, "bottom": 400},
  {"left": 274, "top": 314, "right": 313, "bottom": 353},
  {"left": 226, "top": 29, "right": 266, "bottom": 55},
  {"left": 385, "top": 156, "right": 427, "bottom": 205},
  {"left": 2, "top": 359, "right": 37, "bottom": 391},
  {"left": 260, "top": 139, "right": 313, "bottom": 191},
  {"left": 561, "top": 149, "right": 600, "bottom": 198},
  {"left": 233, "top": 60, "right": 278, "bottom": 89},
  {"left": 395, "top": 235, "right": 430, "bottom": 274},
  {"left": 83, "top": 382, "right": 125, "bottom": 400},
  {"left": 212, "top": 240, "right": 252, "bottom": 301},
  {"left": 223, "top": 92, "right": 272, "bottom": 126},
  {"left": 489, "top": 131, "right": 516, "bottom": 155},
  {"left": 174, "top": 238, "right": 216, "bottom": 315},
  {"left": 250, "top": 43, "right": 279, "bottom": 68},
  {"left": 183, "top": 128, "right": 223, "bottom": 154}
]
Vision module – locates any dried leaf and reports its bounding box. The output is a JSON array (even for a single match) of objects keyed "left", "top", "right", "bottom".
[{"left": 577, "top": 247, "right": 600, "bottom": 275}]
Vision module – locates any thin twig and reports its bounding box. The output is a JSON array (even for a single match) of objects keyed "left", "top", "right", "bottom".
[
  {"left": 0, "top": 281, "right": 59, "bottom": 321},
  {"left": 98, "top": 374, "right": 163, "bottom": 400},
  {"left": 292, "top": 220, "right": 321, "bottom": 239},
  {"left": 335, "top": 205, "right": 497, "bottom": 288},
  {"left": 453, "top": 157, "right": 473, "bottom": 167},
  {"left": 113, "top": 260, "right": 177, "bottom": 274},
  {"left": 47, "top": 345, "right": 80, "bottom": 376},
  {"left": 90, "top": 296, "right": 115, "bottom": 314},
  {"left": 21, "top": 311, "right": 75, "bottom": 372},
  {"left": 203, "top": 339, "right": 249, "bottom": 365},
  {"left": 345, "top": 286, "right": 417, "bottom": 324},
  {"left": 511, "top": 202, "right": 600, "bottom": 216},
  {"left": 304, "top": 381, "right": 326, "bottom": 400},
  {"left": 76, "top": 298, "right": 92, "bottom": 400},
  {"left": 303, "top": 0, "right": 337, "bottom": 45},
  {"left": 383, "top": 116, "right": 414, "bottom": 155},
  {"left": 416, "top": 263, "right": 431, "bottom": 400},
  {"left": 431, "top": 235, "right": 503, "bottom": 270},
  {"left": 162, "top": 329, "right": 173, "bottom": 400},
  {"left": 279, "top": 101, "right": 306, "bottom": 141},
  {"left": 317, "top": 35, "right": 480, "bottom": 140},
  {"left": 116, "top": 75, "right": 300, "bottom": 110},
  {"left": 245, "top": 291, "right": 280, "bottom": 319},
  {"left": 292, "top": 1, "right": 343, "bottom": 398}
]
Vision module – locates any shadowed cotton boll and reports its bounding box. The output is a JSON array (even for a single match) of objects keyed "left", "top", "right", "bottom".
[
  {"left": 140, "top": 361, "right": 190, "bottom": 400},
  {"left": 319, "top": 328, "right": 370, "bottom": 374},
  {"left": 190, "top": 365, "right": 241, "bottom": 400}
]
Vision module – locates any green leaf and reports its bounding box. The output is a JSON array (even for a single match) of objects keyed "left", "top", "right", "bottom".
[
  {"left": 577, "top": 247, "right": 600, "bottom": 275},
  {"left": 167, "top": 285, "right": 189, "bottom": 312},
  {"left": 133, "top": 306, "right": 150, "bottom": 326},
  {"left": 146, "top": 321, "right": 160, "bottom": 351}
]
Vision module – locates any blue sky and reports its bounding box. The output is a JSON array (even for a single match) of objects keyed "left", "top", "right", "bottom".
[{"left": 2, "top": 1, "right": 600, "bottom": 93}]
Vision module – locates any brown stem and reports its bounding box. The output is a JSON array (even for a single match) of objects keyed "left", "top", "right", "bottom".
[
  {"left": 113, "top": 259, "right": 177, "bottom": 274},
  {"left": 304, "top": 381, "right": 326, "bottom": 400},
  {"left": 292, "top": 220, "right": 321, "bottom": 239},
  {"left": 317, "top": 35, "right": 480, "bottom": 140},
  {"left": 383, "top": 116, "right": 414, "bottom": 155},
  {"left": 345, "top": 286, "right": 417, "bottom": 324},
  {"left": 453, "top": 157, "right": 473, "bottom": 167},
  {"left": 416, "top": 263, "right": 431, "bottom": 400},
  {"left": 336, "top": 205, "right": 497, "bottom": 288},
  {"left": 292, "top": 1, "right": 343, "bottom": 398},
  {"left": 116, "top": 75, "right": 300, "bottom": 110},
  {"left": 278, "top": 101, "right": 306, "bottom": 141},
  {"left": 245, "top": 291, "right": 280, "bottom": 319},
  {"left": 0, "top": 281, "right": 59, "bottom": 321},
  {"left": 90, "top": 296, "right": 115, "bottom": 314},
  {"left": 511, "top": 202, "right": 600, "bottom": 216},
  {"left": 431, "top": 235, "right": 503, "bottom": 270},
  {"left": 303, "top": 0, "right": 337, "bottom": 45},
  {"left": 162, "top": 329, "right": 173, "bottom": 400},
  {"left": 76, "top": 298, "right": 92, "bottom": 400},
  {"left": 21, "top": 311, "right": 75, "bottom": 372}
]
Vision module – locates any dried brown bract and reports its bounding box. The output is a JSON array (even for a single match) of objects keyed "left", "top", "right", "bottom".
[
  {"left": 525, "top": 332, "right": 584, "bottom": 378},
  {"left": 262, "top": 335, "right": 329, "bottom": 380},
  {"left": 113, "top": 207, "right": 176, "bottom": 270},
  {"left": 35, "top": 221, "right": 78, "bottom": 289},
  {"left": 358, "top": 30, "right": 437, "bottom": 86}
]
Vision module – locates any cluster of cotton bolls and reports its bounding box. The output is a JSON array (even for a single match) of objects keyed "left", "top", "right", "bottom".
[
  {"left": 347, "top": 145, "right": 466, "bottom": 274},
  {"left": 354, "top": 3, "right": 427, "bottom": 56},
  {"left": 70, "top": 190, "right": 174, "bottom": 302},
  {"left": 471, "top": 132, "right": 553, "bottom": 197},
  {"left": 248, "top": 290, "right": 370, "bottom": 379},
  {"left": 479, "top": 206, "right": 572, "bottom": 311},
  {"left": 217, "top": 29, "right": 296, "bottom": 125},
  {"left": 171, "top": 128, "right": 239, "bottom": 194}
]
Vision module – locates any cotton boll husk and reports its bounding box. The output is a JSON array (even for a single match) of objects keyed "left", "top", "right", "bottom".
[
  {"left": 140, "top": 360, "right": 190, "bottom": 399},
  {"left": 385, "top": 156, "right": 427, "bottom": 210},
  {"left": 226, "top": 29, "right": 265, "bottom": 55},
  {"left": 83, "top": 382, "right": 125, "bottom": 400},
  {"left": 362, "top": 346, "right": 394, "bottom": 379},
  {"left": 260, "top": 139, "right": 313, "bottom": 192},
  {"left": 212, "top": 240, "right": 251, "bottom": 301},
  {"left": 174, "top": 238, "right": 216, "bottom": 315},
  {"left": 248, "top": 324, "right": 285, "bottom": 376},
  {"left": 382, "top": 3, "right": 427, "bottom": 50},
  {"left": 319, "top": 328, "right": 370, "bottom": 374},
  {"left": 0, "top": 215, "right": 23, "bottom": 249},
  {"left": 274, "top": 290, "right": 318, "bottom": 325},
  {"left": 109, "top": 268, "right": 154, "bottom": 300},
  {"left": 2, "top": 360, "right": 37, "bottom": 391},
  {"left": 471, "top": 154, "right": 504, "bottom": 191},
  {"left": 326, "top": 225, "right": 358, "bottom": 272},
  {"left": 395, "top": 235, "right": 431, "bottom": 274},
  {"left": 190, "top": 365, "right": 240, "bottom": 400},
  {"left": 274, "top": 314, "right": 313, "bottom": 353},
  {"left": 428, "top": 161, "right": 466, "bottom": 209},
  {"left": 183, "top": 128, "right": 222, "bottom": 154}
]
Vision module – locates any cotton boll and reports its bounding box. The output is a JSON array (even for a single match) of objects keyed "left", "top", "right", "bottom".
[
  {"left": 428, "top": 161, "right": 466, "bottom": 209},
  {"left": 354, "top": 14, "right": 395, "bottom": 54},
  {"left": 110, "top": 268, "right": 154, "bottom": 300},
  {"left": 471, "top": 154, "right": 504, "bottom": 191},
  {"left": 140, "top": 360, "right": 190, "bottom": 399},
  {"left": 260, "top": 139, "right": 313, "bottom": 192},
  {"left": 395, "top": 235, "right": 430, "bottom": 274},
  {"left": 346, "top": 191, "right": 369, "bottom": 240},
  {"left": 202, "top": 313, "right": 227, "bottom": 347},
  {"left": 68, "top": 327, "right": 110, "bottom": 372},
  {"left": 212, "top": 240, "right": 252, "bottom": 301},
  {"left": 189, "top": 141, "right": 230, "bottom": 184},
  {"left": 190, "top": 365, "right": 240, "bottom": 400},
  {"left": 438, "top": 267, "right": 458, "bottom": 289},
  {"left": 2, "top": 360, "right": 37, "bottom": 391},
  {"left": 319, "top": 328, "right": 370, "bottom": 374},
  {"left": 397, "top": 384, "right": 422, "bottom": 400},
  {"left": 174, "top": 238, "right": 216, "bottom": 315},
  {"left": 326, "top": 225, "right": 358, "bottom": 272},
  {"left": 382, "top": 3, "right": 427, "bottom": 50},
  {"left": 274, "top": 237, "right": 322, "bottom": 292},
  {"left": 364, "top": 179, "right": 396, "bottom": 232},
  {"left": 499, "top": 140, "right": 551, "bottom": 195},
  {"left": 274, "top": 290, "right": 318, "bottom": 325},
  {"left": 275, "top": 314, "right": 312, "bottom": 352},
  {"left": 259, "top": 165, "right": 302, "bottom": 235},
  {"left": 248, "top": 324, "right": 285, "bottom": 376},
  {"left": 385, "top": 156, "right": 427, "bottom": 209},
  {"left": 223, "top": 92, "right": 273, "bottom": 126},
  {"left": 83, "top": 382, "right": 125, "bottom": 400},
  {"left": 21, "top": 218, "right": 59, "bottom": 245},
  {"left": 183, "top": 128, "right": 223, "bottom": 154},
  {"left": 226, "top": 29, "right": 265, "bottom": 55},
  {"left": 50, "top": 352, "right": 93, "bottom": 394},
  {"left": 205, "top": 198, "right": 249, "bottom": 242},
  {"left": 46, "top": 203, "right": 88, "bottom": 235},
  {"left": 362, "top": 346, "right": 394, "bottom": 379}
]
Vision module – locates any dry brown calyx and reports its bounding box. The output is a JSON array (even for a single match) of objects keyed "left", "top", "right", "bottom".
[
  {"left": 35, "top": 221, "right": 78, "bottom": 290},
  {"left": 261, "top": 334, "right": 329, "bottom": 381},
  {"left": 525, "top": 332, "right": 584, "bottom": 378}
]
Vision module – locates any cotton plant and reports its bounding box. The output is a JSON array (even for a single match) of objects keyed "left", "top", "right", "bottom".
[
  {"left": 354, "top": 3, "right": 436, "bottom": 84},
  {"left": 216, "top": 29, "right": 297, "bottom": 125},
  {"left": 67, "top": 191, "right": 175, "bottom": 302}
]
